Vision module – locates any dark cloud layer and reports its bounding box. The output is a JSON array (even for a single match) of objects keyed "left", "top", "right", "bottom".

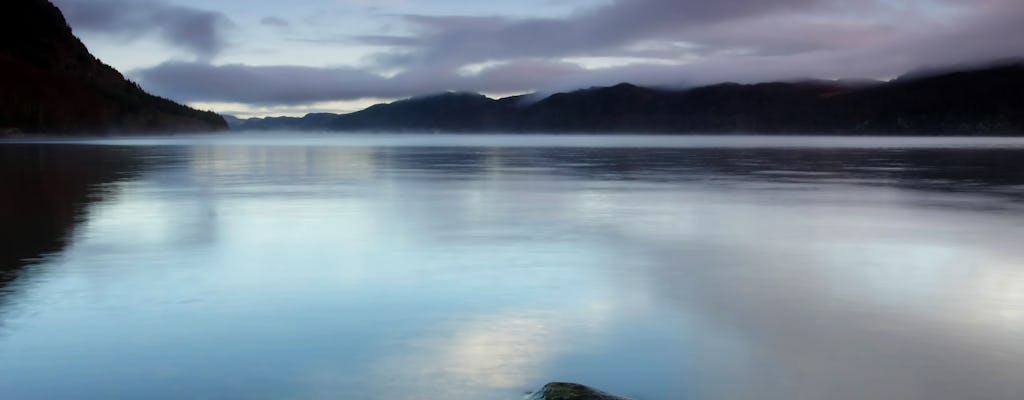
[
  {"left": 54, "top": 0, "right": 231, "bottom": 59},
  {"left": 132, "top": 60, "right": 589, "bottom": 104},
  {"left": 365, "top": 0, "right": 1024, "bottom": 71},
  {"left": 127, "top": 0, "right": 1024, "bottom": 106},
  {"left": 373, "top": 0, "right": 824, "bottom": 68}
]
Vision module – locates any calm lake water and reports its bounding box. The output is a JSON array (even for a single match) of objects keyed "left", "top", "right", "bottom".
[{"left": 2, "top": 134, "right": 1024, "bottom": 399}]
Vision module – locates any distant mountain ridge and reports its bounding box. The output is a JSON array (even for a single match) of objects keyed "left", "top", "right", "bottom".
[
  {"left": 0, "top": 0, "right": 227, "bottom": 134},
  {"left": 232, "top": 62, "right": 1024, "bottom": 134}
]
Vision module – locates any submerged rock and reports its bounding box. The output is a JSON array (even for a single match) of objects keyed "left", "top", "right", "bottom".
[{"left": 526, "top": 382, "right": 634, "bottom": 400}]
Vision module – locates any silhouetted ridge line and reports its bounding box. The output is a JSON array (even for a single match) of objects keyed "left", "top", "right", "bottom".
[
  {"left": 0, "top": 0, "right": 227, "bottom": 134},
  {"left": 233, "top": 61, "right": 1024, "bottom": 134}
]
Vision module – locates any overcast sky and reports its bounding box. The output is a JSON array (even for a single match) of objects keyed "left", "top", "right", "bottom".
[{"left": 53, "top": 0, "right": 1024, "bottom": 117}]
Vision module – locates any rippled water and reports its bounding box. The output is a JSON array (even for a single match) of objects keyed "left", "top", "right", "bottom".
[{"left": 2, "top": 134, "right": 1024, "bottom": 399}]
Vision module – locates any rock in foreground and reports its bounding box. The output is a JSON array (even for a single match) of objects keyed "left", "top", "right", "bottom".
[{"left": 527, "top": 382, "right": 634, "bottom": 400}]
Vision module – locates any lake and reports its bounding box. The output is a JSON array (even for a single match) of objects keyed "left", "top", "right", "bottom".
[{"left": 2, "top": 134, "right": 1024, "bottom": 400}]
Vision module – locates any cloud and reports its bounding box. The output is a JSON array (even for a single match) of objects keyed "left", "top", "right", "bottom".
[
  {"left": 351, "top": 35, "right": 422, "bottom": 47},
  {"left": 359, "top": 0, "right": 827, "bottom": 68},
  {"left": 260, "top": 16, "right": 289, "bottom": 28},
  {"left": 122, "top": 0, "right": 1024, "bottom": 109},
  {"left": 356, "top": 0, "right": 1024, "bottom": 74},
  {"left": 130, "top": 60, "right": 591, "bottom": 104},
  {"left": 133, "top": 63, "right": 389, "bottom": 104},
  {"left": 53, "top": 0, "right": 231, "bottom": 60}
]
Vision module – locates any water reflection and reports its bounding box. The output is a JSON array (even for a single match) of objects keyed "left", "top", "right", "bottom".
[
  {"left": 0, "top": 145, "right": 136, "bottom": 328},
  {"left": 0, "top": 136, "right": 1023, "bottom": 399}
]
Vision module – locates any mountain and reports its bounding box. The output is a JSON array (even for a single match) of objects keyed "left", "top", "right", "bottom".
[
  {"left": 0, "top": 0, "right": 227, "bottom": 135},
  {"left": 331, "top": 92, "right": 514, "bottom": 131},
  {"left": 230, "top": 93, "right": 514, "bottom": 132},
  {"left": 229, "top": 113, "right": 342, "bottom": 131},
  {"left": 236, "top": 61, "right": 1024, "bottom": 134}
]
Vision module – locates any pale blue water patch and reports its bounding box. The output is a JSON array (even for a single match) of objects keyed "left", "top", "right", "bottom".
[{"left": 1, "top": 134, "right": 1023, "bottom": 399}]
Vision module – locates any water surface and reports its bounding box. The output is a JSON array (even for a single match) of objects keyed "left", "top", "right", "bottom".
[{"left": 2, "top": 134, "right": 1024, "bottom": 399}]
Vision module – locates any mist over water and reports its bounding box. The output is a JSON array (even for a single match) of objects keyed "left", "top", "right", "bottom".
[{"left": 1, "top": 134, "right": 1023, "bottom": 399}]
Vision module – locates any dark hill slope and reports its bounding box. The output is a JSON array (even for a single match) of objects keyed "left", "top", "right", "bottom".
[
  {"left": 826, "top": 64, "right": 1024, "bottom": 132},
  {"left": 0, "top": 0, "right": 227, "bottom": 134},
  {"left": 516, "top": 81, "right": 847, "bottom": 132},
  {"left": 328, "top": 92, "right": 513, "bottom": 132},
  {"left": 230, "top": 94, "right": 511, "bottom": 132},
  {"left": 515, "top": 64, "right": 1024, "bottom": 133}
]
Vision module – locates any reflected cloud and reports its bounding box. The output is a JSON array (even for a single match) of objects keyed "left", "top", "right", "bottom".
[
  {"left": 368, "top": 307, "right": 612, "bottom": 399},
  {"left": 615, "top": 203, "right": 1024, "bottom": 400}
]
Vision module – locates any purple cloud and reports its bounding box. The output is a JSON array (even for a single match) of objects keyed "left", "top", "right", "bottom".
[
  {"left": 131, "top": 60, "right": 590, "bottom": 104},
  {"left": 53, "top": 0, "right": 231, "bottom": 59},
  {"left": 128, "top": 0, "right": 1024, "bottom": 107},
  {"left": 363, "top": 0, "right": 827, "bottom": 68}
]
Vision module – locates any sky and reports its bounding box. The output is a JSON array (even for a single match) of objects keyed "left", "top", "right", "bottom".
[{"left": 52, "top": 0, "right": 1024, "bottom": 118}]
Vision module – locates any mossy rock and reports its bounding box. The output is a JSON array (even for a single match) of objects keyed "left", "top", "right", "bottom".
[{"left": 526, "top": 382, "right": 634, "bottom": 400}]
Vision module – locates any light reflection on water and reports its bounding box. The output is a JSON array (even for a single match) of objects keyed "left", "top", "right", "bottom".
[{"left": 1, "top": 135, "right": 1023, "bottom": 399}]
